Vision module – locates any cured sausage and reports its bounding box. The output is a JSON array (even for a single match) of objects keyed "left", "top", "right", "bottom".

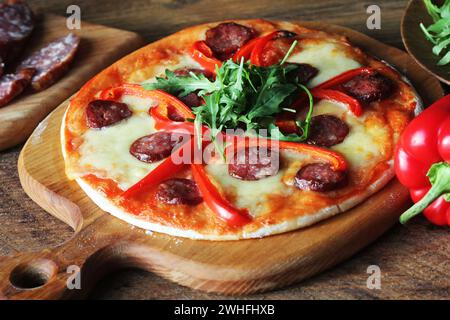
[
  {"left": 342, "top": 72, "right": 394, "bottom": 103},
  {"left": 86, "top": 100, "right": 132, "bottom": 128},
  {"left": 228, "top": 147, "right": 279, "bottom": 181},
  {"left": 0, "top": 67, "right": 34, "bottom": 107},
  {"left": 307, "top": 115, "right": 349, "bottom": 147},
  {"left": 156, "top": 178, "right": 203, "bottom": 205},
  {"left": 286, "top": 63, "right": 318, "bottom": 84},
  {"left": 205, "top": 22, "right": 255, "bottom": 60},
  {"left": 0, "top": 0, "right": 34, "bottom": 66},
  {"left": 18, "top": 33, "right": 80, "bottom": 92},
  {"left": 178, "top": 92, "right": 202, "bottom": 109},
  {"left": 294, "top": 163, "right": 347, "bottom": 192},
  {"left": 130, "top": 132, "right": 187, "bottom": 163}
]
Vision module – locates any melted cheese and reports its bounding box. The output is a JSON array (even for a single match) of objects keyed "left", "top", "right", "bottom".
[
  {"left": 141, "top": 55, "right": 203, "bottom": 84},
  {"left": 312, "top": 100, "right": 388, "bottom": 171},
  {"left": 206, "top": 162, "right": 291, "bottom": 216},
  {"left": 77, "top": 95, "right": 159, "bottom": 190},
  {"left": 287, "top": 40, "right": 361, "bottom": 86}
]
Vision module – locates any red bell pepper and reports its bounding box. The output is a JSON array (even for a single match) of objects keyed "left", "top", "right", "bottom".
[
  {"left": 189, "top": 41, "right": 222, "bottom": 74},
  {"left": 395, "top": 94, "right": 450, "bottom": 226},
  {"left": 191, "top": 163, "right": 252, "bottom": 226},
  {"left": 250, "top": 30, "right": 296, "bottom": 66},
  {"left": 310, "top": 88, "right": 363, "bottom": 117},
  {"left": 314, "top": 67, "right": 373, "bottom": 90},
  {"left": 122, "top": 139, "right": 193, "bottom": 198},
  {"left": 232, "top": 37, "right": 258, "bottom": 63}
]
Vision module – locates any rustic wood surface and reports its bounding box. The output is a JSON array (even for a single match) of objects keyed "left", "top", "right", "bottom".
[
  {"left": 0, "top": 0, "right": 448, "bottom": 299},
  {"left": 0, "top": 15, "right": 144, "bottom": 151}
]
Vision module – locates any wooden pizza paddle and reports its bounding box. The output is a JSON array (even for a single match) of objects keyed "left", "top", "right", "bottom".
[{"left": 0, "top": 22, "right": 443, "bottom": 299}]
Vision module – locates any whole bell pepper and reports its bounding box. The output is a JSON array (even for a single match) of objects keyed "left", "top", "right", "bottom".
[{"left": 395, "top": 94, "right": 450, "bottom": 226}]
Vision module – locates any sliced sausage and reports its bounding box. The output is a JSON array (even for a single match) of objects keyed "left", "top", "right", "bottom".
[
  {"left": 307, "top": 115, "right": 349, "bottom": 147},
  {"left": 86, "top": 100, "right": 132, "bottom": 128},
  {"left": 342, "top": 72, "right": 394, "bottom": 103},
  {"left": 294, "top": 163, "right": 347, "bottom": 192},
  {"left": 205, "top": 22, "right": 256, "bottom": 60},
  {"left": 0, "top": 57, "right": 4, "bottom": 77},
  {"left": 286, "top": 63, "right": 318, "bottom": 84},
  {"left": 0, "top": 0, "right": 34, "bottom": 66},
  {"left": 18, "top": 33, "right": 80, "bottom": 92},
  {"left": 260, "top": 31, "right": 297, "bottom": 66},
  {"left": 178, "top": 92, "right": 202, "bottom": 109},
  {"left": 0, "top": 67, "right": 34, "bottom": 107},
  {"left": 156, "top": 178, "right": 203, "bottom": 205},
  {"left": 130, "top": 132, "right": 187, "bottom": 163},
  {"left": 228, "top": 147, "right": 279, "bottom": 181}
]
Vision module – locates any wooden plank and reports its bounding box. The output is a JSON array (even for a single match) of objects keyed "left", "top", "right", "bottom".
[
  {"left": 0, "top": 14, "right": 144, "bottom": 151},
  {"left": 0, "top": 21, "right": 443, "bottom": 299}
]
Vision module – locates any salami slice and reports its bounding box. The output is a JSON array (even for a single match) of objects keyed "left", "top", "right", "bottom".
[
  {"left": 294, "top": 163, "right": 347, "bottom": 192},
  {"left": 205, "top": 22, "right": 255, "bottom": 60},
  {"left": 286, "top": 63, "right": 318, "bottom": 84},
  {"left": 86, "top": 100, "right": 132, "bottom": 128},
  {"left": 18, "top": 33, "right": 80, "bottom": 92},
  {"left": 0, "top": 57, "right": 4, "bottom": 77},
  {"left": 0, "top": 0, "right": 34, "bottom": 66},
  {"left": 0, "top": 67, "right": 34, "bottom": 107},
  {"left": 306, "top": 115, "right": 349, "bottom": 147},
  {"left": 342, "top": 72, "right": 394, "bottom": 103},
  {"left": 130, "top": 132, "right": 187, "bottom": 163},
  {"left": 228, "top": 147, "right": 279, "bottom": 181},
  {"left": 173, "top": 68, "right": 211, "bottom": 108},
  {"left": 156, "top": 178, "right": 203, "bottom": 205}
]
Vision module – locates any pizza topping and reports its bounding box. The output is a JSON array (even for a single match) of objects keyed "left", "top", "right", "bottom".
[
  {"left": 130, "top": 132, "right": 187, "bottom": 163},
  {"left": 173, "top": 68, "right": 212, "bottom": 108},
  {"left": 191, "top": 163, "right": 252, "bottom": 226},
  {"left": 249, "top": 30, "right": 297, "bottom": 66},
  {"left": 156, "top": 178, "right": 203, "bottom": 205},
  {"left": 307, "top": 115, "right": 349, "bottom": 147},
  {"left": 0, "top": 0, "right": 34, "bottom": 66},
  {"left": 146, "top": 45, "right": 319, "bottom": 150},
  {"left": 0, "top": 67, "right": 34, "bottom": 107},
  {"left": 310, "top": 88, "right": 363, "bottom": 117},
  {"left": 285, "top": 63, "right": 318, "bottom": 84},
  {"left": 205, "top": 22, "right": 256, "bottom": 60},
  {"left": 342, "top": 72, "right": 394, "bottom": 103},
  {"left": 228, "top": 147, "right": 279, "bottom": 181},
  {"left": 19, "top": 33, "right": 80, "bottom": 91},
  {"left": 189, "top": 40, "right": 223, "bottom": 74},
  {"left": 86, "top": 100, "right": 132, "bottom": 128},
  {"left": 294, "top": 163, "right": 347, "bottom": 192}
]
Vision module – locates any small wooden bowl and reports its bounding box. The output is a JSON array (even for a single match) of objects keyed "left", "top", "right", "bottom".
[{"left": 401, "top": 0, "right": 450, "bottom": 85}]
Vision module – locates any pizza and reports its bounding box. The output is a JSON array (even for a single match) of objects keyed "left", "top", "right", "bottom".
[{"left": 61, "top": 19, "right": 420, "bottom": 240}]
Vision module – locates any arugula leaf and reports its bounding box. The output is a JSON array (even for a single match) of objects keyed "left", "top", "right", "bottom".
[
  {"left": 421, "top": 0, "right": 450, "bottom": 66},
  {"left": 145, "top": 41, "right": 315, "bottom": 154}
]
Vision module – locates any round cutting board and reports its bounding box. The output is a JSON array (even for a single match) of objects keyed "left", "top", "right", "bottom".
[{"left": 0, "top": 21, "right": 443, "bottom": 299}]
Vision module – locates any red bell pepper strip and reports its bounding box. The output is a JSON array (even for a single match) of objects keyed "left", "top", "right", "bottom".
[
  {"left": 189, "top": 41, "right": 222, "bottom": 74},
  {"left": 310, "top": 88, "right": 363, "bottom": 117},
  {"left": 191, "top": 163, "right": 252, "bottom": 227},
  {"left": 122, "top": 139, "right": 193, "bottom": 198},
  {"left": 225, "top": 136, "right": 347, "bottom": 172},
  {"left": 232, "top": 37, "right": 258, "bottom": 63},
  {"left": 250, "top": 30, "right": 296, "bottom": 66},
  {"left": 314, "top": 67, "right": 373, "bottom": 90},
  {"left": 395, "top": 94, "right": 450, "bottom": 226}
]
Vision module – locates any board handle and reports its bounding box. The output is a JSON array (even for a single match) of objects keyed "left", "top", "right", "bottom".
[{"left": 0, "top": 216, "right": 140, "bottom": 300}]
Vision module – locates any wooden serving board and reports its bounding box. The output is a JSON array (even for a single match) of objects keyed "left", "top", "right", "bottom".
[
  {"left": 0, "top": 22, "right": 444, "bottom": 299},
  {"left": 0, "top": 14, "right": 144, "bottom": 151}
]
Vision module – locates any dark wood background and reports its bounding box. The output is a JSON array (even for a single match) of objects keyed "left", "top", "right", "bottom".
[{"left": 1, "top": 0, "right": 449, "bottom": 299}]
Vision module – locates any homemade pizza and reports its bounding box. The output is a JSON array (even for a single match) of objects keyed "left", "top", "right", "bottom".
[{"left": 62, "top": 19, "right": 420, "bottom": 240}]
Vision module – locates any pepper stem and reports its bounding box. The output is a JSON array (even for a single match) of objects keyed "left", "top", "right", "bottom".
[{"left": 400, "top": 162, "right": 450, "bottom": 224}]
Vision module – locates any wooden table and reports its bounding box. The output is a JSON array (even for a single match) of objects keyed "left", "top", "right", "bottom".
[{"left": 1, "top": 0, "right": 448, "bottom": 299}]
